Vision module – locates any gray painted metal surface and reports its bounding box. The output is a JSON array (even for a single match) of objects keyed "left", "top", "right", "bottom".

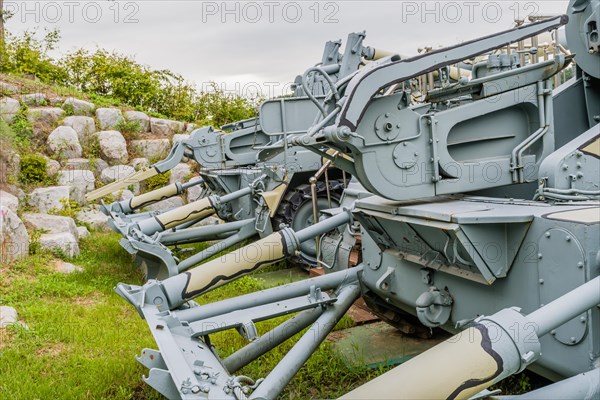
[{"left": 115, "top": 1, "right": 600, "bottom": 398}]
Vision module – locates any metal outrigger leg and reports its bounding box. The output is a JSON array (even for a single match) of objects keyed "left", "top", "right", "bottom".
[{"left": 121, "top": 267, "right": 362, "bottom": 400}]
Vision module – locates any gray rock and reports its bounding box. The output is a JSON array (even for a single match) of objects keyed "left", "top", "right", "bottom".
[
  {"left": 0, "top": 190, "right": 19, "bottom": 213},
  {"left": 57, "top": 169, "right": 95, "bottom": 204},
  {"left": 150, "top": 118, "right": 185, "bottom": 136},
  {"left": 100, "top": 164, "right": 135, "bottom": 184},
  {"left": 131, "top": 157, "right": 149, "bottom": 171},
  {"left": 96, "top": 130, "right": 128, "bottom": 165},
  {"left": 39, "top": 232, "right": 80, "bottom": 258},
  {"left": 48, "top": 97, "right": 65, "bottom": 106},
  {"left": 0, "top": 306, "right": 18, "bottom": 327},
  {"left": 0, "top": 207, "right": 29, "bottom": 263},
  {"left": 185, "top": 123, "right": 198, "bottom": 133},
  {"left": 170, "top": 163, "right": 192, "bottom": 184},
  {"left": 0, "top": 81, "right": 19, "bottom": 94},
  {"left": 63, "top": 97, "right": 95, "bottom": 115},
  {"left": 47, "top": 126, "right": 83, "bottom": 159},
  {"left": 64, "top": 158, "right": 90, "bottom": 170},
  {"left": 124, "top": 110, "right": 150, "bottom": 132},
  {"left": 131, "top": 139, "right": 171, "bottom": 159},
  {"left": 118, "top": 189, "right": 134, "bottom": 201},
  {"left": 46, "top": 159, "right": 61, "bottom": 177},
  {"left": 91, "top": 158, "right": 109, "bottom": 177},
  {"left": 22, "top": 213, "right": 79, "bottom": 239},
  {"left": 28, "top": 186, "right": 70, "bottom": 213},
  {"left": 0, "top": 97, "right": 20, "bottom": 123},
  {"left": 27, "top": 107, "right": 64, "bottom": 126},
  {"left": 76, "top": 209, "right": 109, "bottom": 232},
  {"left": 95, "top": 108, "right": 124, "bottom": 130},
  {"left": 55, "top": 261, "right": 83, "bottom": 274},
  {"left": 3, "top": 185, "right": 25, "bottom": 202},
  {"left": 0, "top": 149, "right": 20, "bottom": 182},
  {"left": 21, "top": 93, "right": 47, "bottom": 106},
  {"left": 145, "top": 196, "right": 185, "bottom": 211},
  {"left": 186, "top": 177, "right": 205, "bottom": 203},
  {"left": 173, "top": 134, "right": 190, "bottom": 144},
  {"left": 62, "top": 116, "right": 96, "bottom": 141},
  {"left": 76, "top": 226, "right": 90, "bottom": 239}
]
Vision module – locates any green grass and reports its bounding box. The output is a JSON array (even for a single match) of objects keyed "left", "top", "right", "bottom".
[{"left": 0, "top": 232, "right": 382, "bottom": 399}]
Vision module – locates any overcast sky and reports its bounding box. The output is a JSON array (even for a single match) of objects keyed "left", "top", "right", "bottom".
[{"left": 6, "top": 0, "right": 569, "bottom": 97}]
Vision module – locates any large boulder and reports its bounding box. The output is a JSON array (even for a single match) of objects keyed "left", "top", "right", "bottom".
[
  {"left": 131, "top": 157, "right": 149, "bottom": 171},
  {"left": 45, "top": 158, "right": 61, "bottom": 177},
  {"left": 76, "top": 209, "right": 109, "bottom": 232},
  {"left": 76, "top": 226, "right": 90, "bottom": 239},
  {"left": 22, "top": 213, "right": 79, "bottom": 239},
  {"left": 0, "top": 190, "right": 19, "bottom": 213},
  {"left": 28, "top": 186, "right": 70, "bottom": 213},
  {"left": 48, "top": 97, "right": 65, "bottom": 106},
  {"left": 47, "top": 126, "right": 83, "bottom": 159},
  {"left": 0, "top": 306, "right": 18, "bottom": 327},
  {"left": 186, "top": 177, "right": 204, "bottom": 203},
  {"left": 62, "top": 116, "right": 96, "bottom": 141},
  {"left": 185, "top": 123, "right": 198, "bottom": 133},
  {"left": 0, "top": 81, "right": 19, "bottom": 94},
  {"left": 169, "top": 163, "right": 192, "bottom": 184},
  {"left": 150, "top": 118, "right": 185, "bottom": 136},
  {"left": 0, "top": 97, "right": 20, "bottom": 123},
  {"left": 27, "top": 107, "right": 64, "bottom": 126},
  {"left": 63, "top": 97, "right": 95, "bottom": 115},
  {"left": 173, "top": 134, "right": 190, "bottom": 144},
  {"left": 118, "top": 190, "right": 134, "bottom": 201},
  {"left": 99, "top": 165, "right": 139, "bottom": 193},
  {"left": 39, "top": 232, "right": 79, "bottom": 258},
  {"left": 64, "top": 158, "right": 90, "bottom": 170},
  {"left": 100, "top": 164, "right": 135, "bottom": 184},
  {"left": 96, "top": 130, "right": 128, "bottom": 165},
  {"left": 0, "top": 206, "right": 29, "bottom": 263},
  {"left": 21, "top": 93, "right": 47, "bottom": 106},
  {"left": 145, "top": 196, "right": 185, "bottom": 211},
  {"left": 131, "top": 139, "right": 171, "bottom": 159},
  {"left": 91, "top": 158, "right": 109, "bottom": 177},
  {"left": 95, "top": 108, "right": 124, "bottom": 130},
  {"left": 57, "top": 169, "right": 95, "bottom": 204},
  {"left": 124, "top": 111, "right": 150, "bottom": 132}
]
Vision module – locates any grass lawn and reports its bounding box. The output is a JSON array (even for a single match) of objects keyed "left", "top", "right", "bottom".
[{"left": 0, "top": 232, "right": 384, "bottom": 399}]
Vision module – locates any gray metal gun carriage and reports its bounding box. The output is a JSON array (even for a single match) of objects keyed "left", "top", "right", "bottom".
[
  {"left": 87, "top": 32, "right": 396, "bottom": 278},
  {"left": 116, "top": 1, "right": 600, "bottom": 398}
]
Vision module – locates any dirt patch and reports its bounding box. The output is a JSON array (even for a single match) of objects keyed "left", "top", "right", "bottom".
[
  {"left": 36, "top": 341, "right": 71, "bottom": 357},
  {"left": 0, "top": 327, "right": 15, "bottom": 349},
  {"left": 71, "top": 292, "right": 103, "bottom": 307}
]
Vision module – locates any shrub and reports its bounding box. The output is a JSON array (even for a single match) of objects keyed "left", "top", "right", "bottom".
[
  {"left": 49, "top": 198, "right": 82, "bottom": 219},
  {"left": 1, "top": 29, "right": 258, "bottom": 127},
  {"left": 19, "top": 154, "right": 48, "bottom": 184},
  {"left": 145, "top": 171, "right": 171, "bottom": 191}
]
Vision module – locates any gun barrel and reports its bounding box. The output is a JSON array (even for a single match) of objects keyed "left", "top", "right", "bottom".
[
  {"left": 86, "top": 167, "right": 159, "bottom": 202},
  {"left": 341, "top": 276, "right": 600, "bottom": 400}
]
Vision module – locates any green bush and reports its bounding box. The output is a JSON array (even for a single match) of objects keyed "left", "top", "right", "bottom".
[
  {"left": 1, "top": 29, "right": 258, "bottom": 127},
  {"left": 145, "top": 171, "right": 171, "bottom": 191},
  {"left": 19, "top": 154, "right": 48, "bottom": 184}
]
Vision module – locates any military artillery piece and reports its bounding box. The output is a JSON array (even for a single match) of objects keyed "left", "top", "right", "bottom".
[
  {"left": 86, "top": 32, "right": 401, "bottom": 278},
  {"left": 116, "top": 1, "right": 599, "bottom": 398}
]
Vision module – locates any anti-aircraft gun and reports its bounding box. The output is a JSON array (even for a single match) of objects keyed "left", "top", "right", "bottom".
[
  {"left": 85, "top": 33, "right": 394, "bottom": 279},
  {"left": 116, "top": 2, "right": 600, "bottom": 398}
]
